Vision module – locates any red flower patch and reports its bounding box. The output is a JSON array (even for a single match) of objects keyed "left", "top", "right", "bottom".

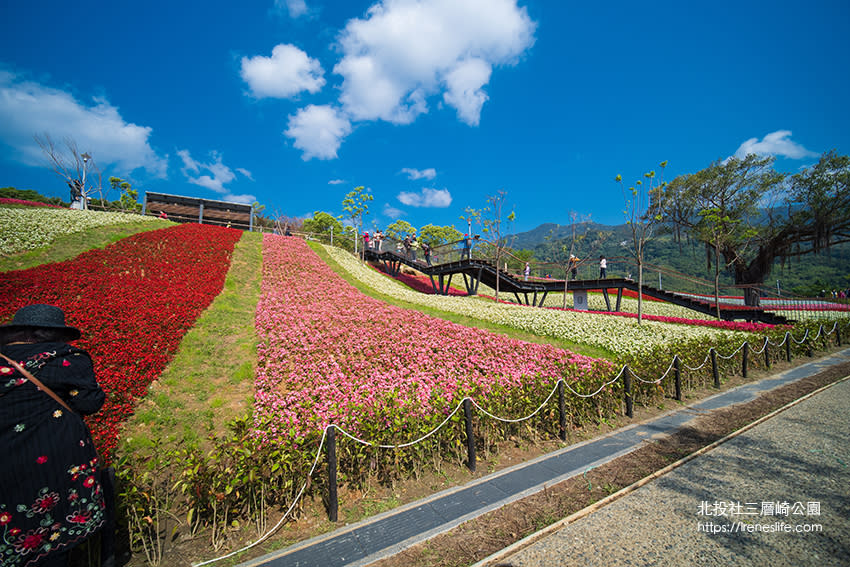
[{"left": 0, "top": 224, "right": 241, "bottom": 462}]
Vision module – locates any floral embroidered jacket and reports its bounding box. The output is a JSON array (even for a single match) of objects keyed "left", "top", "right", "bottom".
[{"left": 0, "top": 342, "right": 106, "bottom": 567}]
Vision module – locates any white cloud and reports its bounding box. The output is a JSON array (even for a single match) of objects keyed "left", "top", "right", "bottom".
[
  {"left": 328, "top": 178, "right": 345, "bottom": 185},
  {"left": 240, "top": 44, "right": 325, "bottom": 99},
  {"left": 383, "top": 203, "right": 406, "bottom": 218},
  {"left": 334, "top": 0, "right": 535, "bottom": 126},
  {"left": 236, "top": 167, "right": 254, "bottom": 180},
  {"left": 733, "top": 130, "right": 817, "bottom": 160},
  {"left": 442, "top": 58, "right": 492, "bottom": 126},
  {"left": 285, "top": 104, "right": 352, "bottom": 160},
  {"left": 275, "top": 0, "right": 308, "bottom": 18},
  {"left": 0, "top": 71, "right": 168, "bottom": 177},
  {"left": 177, "top": 149, "right": 256, "bottom": 204},
  {"left": 397, "top": 187, "right": 452, "bottom": 207},
  {"left": 401, "top": 167, "right": 436, "bottom": 180}
]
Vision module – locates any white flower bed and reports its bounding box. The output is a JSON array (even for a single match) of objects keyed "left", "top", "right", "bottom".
[
  {"left": 0, "top": 207, "right": 160, "bottom": 255},
  {"left": 324, "top": 245, "right": 746, "bottom": 357}
]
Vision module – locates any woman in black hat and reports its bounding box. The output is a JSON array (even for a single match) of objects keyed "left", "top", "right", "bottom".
[{"left": 0, "top": 305, "right": 106, "bottom": 567}]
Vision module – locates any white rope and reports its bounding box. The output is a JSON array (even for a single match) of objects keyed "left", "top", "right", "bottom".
[
  {"left": 334, "top": 398, "right": 466, "bottom": 449},
  {"left": 716, "top": 341, "right": 748, "bottom": 360},
  {"left": 470, "top": 380, "right": 562, "bottom": 423},
  {"left": 681, "top": 351, "right": 711, "bottom": 372},
  {"left": 631, "top": 357, "right": 675, "bottom": 384},
  {"left": 193, "top": 426, "right": 329, "bottom": 566},
  {"left": 791, "top": 329, "right": 810, "bottom": 345},
  {"left": 749, "top": 337, "right": 769, "bottom": 355},
  {"left": 766, "top": 332, "right": 790, "bottom": 348},
  {"left": 562, "top": 375, "right": 623, "bottom": 398}
]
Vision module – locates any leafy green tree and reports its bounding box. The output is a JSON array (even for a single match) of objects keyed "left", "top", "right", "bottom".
[
  {"left": 658, "top": 151, "right": 850, "bottom": 305},
  {"left": 342, "top": 186, "right": 374, "bottom": 256},
  {"left": 385, "top": 220, "right": 416, "bottom": 241},
  {"left": 0, "top": 187, "right": 66, "bottom": 206},
  {"left": 697, "top": 207, "right": 757, "bottom": 317},
  {"left": 417, "top": 224, "right": 463, "bottom": 247},
  {"left": 616, "top": 161, "right": 668, "bottom": 323},
  {"left": 108, "top": 176, "right": 141, "bottom": 212},
  {"left": 302, "top": 211, "right": 343, "bottom": 238}
]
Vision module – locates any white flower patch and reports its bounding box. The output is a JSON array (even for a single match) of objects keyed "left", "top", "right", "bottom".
[{"left": 0, "top": 208, "right": 159, "bottom": 255}]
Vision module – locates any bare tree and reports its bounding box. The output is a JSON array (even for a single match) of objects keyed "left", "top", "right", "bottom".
[
  {"left": 616, "top": 161, "right": 668, "bottom": 323},
  {"left": 545, "top": 212, "right": 605, "bottom": 308},
  {"left": 34, "top": 133, "right": 103, "bottom": 209},
  {"left": 464, "top": 190, "right": 516, "bottom": 301}
]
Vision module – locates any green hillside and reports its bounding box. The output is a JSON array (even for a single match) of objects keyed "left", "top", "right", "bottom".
[{"left": 510, "top": 222, "right": 850, "bottom": 296}]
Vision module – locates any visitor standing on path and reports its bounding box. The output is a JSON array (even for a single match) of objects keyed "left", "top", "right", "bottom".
[
  {"left": 599, "top": 255, "right": 607, "bottom": 278},
  {"left": 524, "top": 262, "right": 530, "bottom": 281},
  {"left": 0, "top": 305, "right": 108, "bottom": 567},
  {"left": 403, "top": 235, "right": 412, "bottom": 259},
  {"left": 569, "top": 254, "right": 578, "bottom": 279}
]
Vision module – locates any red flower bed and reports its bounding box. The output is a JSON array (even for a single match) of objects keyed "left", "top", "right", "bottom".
[
  {"left": 0, "top": 198, "right": 65, "bottom": 208},
  {"left": 369, "top": 264, "right": 468, "bottom": 296},
  {"left": 0, "top": 223, "right": 242, "bottom": 460}
]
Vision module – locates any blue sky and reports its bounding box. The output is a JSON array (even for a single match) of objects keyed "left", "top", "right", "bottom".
[{"left": 1, "top": 0, "right": 848, "bottom": 234}]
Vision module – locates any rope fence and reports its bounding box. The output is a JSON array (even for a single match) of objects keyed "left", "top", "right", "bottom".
[{"left": 194, "top": 318, "right": 849, "bottom": 566}]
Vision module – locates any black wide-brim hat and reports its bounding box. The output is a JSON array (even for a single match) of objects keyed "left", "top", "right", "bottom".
[{"left": 0, "top": 304, "right": 81, "bottom": 341}]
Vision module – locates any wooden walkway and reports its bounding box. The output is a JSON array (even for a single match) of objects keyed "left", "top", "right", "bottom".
[{"left": 363, "top": 248, "right": 789, "bottom": 325}]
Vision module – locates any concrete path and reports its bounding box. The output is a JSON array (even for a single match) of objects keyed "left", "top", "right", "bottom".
[
  {"left": 240, "top": 348, "right": 850, "bottom": 567},
  {"left": 485, "top": 369, "right": 850, "bottom": 566}
]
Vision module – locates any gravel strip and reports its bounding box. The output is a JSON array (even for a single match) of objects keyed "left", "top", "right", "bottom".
[{"left": 496, "top": 378, "right": 850, "bottom": 567}]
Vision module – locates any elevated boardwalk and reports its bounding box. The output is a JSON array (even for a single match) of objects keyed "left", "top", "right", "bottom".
[{"left": 363, "top": 247, "right": 789, "bottom": 325}]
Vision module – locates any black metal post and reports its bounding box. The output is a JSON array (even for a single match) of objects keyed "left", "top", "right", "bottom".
[
  {"left": 623, "top": 366, "right": 633, "bottom": 418},
  {"left": 764, "top": 338, "right": 770, "bottom": 369},
  {"left": 327, "top": 425, "right": 338, "bottom": 522},
  {"left": 673, "top": 356, "right": 682, "bottom": 401},
  {"left": 742, "top": 342, "right": 749, "bottom": 379},
  {"left": 463, "top": 398, "right": 476, "bottom": 472},
  {"left": 837, "top": 325, "right": 842, "bottom": 346},
  {"left": 558, "top": 380, "right": 567, "bottom": 440},
  {"left": 785, "top": 332, "right": 792, "bottom": 362},
  {"left": 711, "top": 348, "right": 720, "bottom": 388}
]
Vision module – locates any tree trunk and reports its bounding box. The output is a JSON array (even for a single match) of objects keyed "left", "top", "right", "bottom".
[
  {"left": 637, "top": 261, "right": 643, "bottom": 324},
  {"left": 496, "top": 245, "right": 501, "bottom": 301},
  {"left": 713, "top": 240, "right": 721, "bottom": 319},
  {"left": 562, "top": 267, "right": 569, "bottom": 309}
]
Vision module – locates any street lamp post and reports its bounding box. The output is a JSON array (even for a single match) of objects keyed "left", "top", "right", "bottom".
[{"left": 80, "top": 152, "right": 91, "bottom": 210}]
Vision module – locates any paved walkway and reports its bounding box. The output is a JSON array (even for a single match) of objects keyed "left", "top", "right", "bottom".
[
  {"left": 240, "top": 349, "right": 850, "bottom": 567},
  {"left": 483, "top": 368, "right": 850, "bottom": 566}
]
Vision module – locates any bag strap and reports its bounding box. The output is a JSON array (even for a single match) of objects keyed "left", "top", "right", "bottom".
[{"left": 0, "top": 352, "right": 75, "bottom": 414}]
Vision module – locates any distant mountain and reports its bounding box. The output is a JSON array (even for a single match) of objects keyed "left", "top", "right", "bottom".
[{"left": 509, "top": 222, "right": 625, "bottom": 251}]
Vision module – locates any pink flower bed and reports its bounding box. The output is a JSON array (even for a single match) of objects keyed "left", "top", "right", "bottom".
[{"left": 253, "top": 236, "right": 613, "bottom": 443}]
